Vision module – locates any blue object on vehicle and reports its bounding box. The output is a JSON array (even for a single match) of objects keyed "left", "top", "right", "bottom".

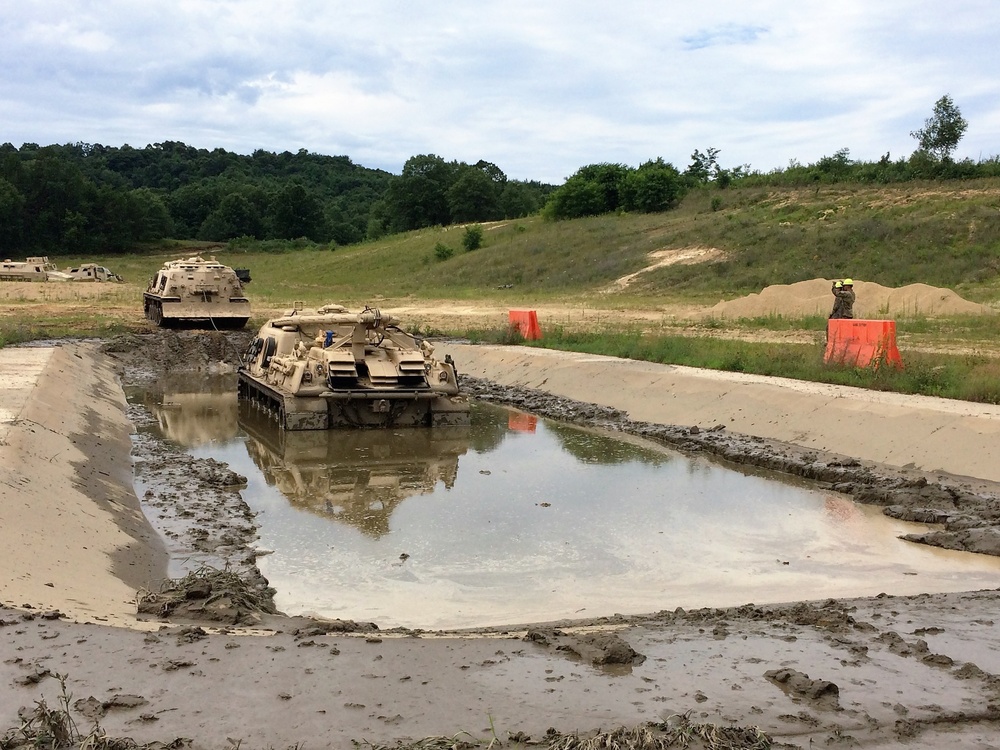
[{"left": 324, "top": 330, "right": 334, "bottom": 347}]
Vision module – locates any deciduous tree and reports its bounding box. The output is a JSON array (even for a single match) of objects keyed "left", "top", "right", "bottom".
[
  {"left": 623, "top": 158, "right": 684, "bottom": 213},
  {"left": 447, "top": 166, "right": 500, "bottom": 223},
  {"left": 0, "top": 178, "right": 25, "bottom": 251},
  {"left": 911, "top": 95, "right": 968, "bottom": 161}
]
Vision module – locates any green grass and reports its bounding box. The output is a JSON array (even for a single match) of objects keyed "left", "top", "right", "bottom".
[
  {"left": 0, "top": 314, "right": 138, "bottom": 347},
  {"left": 519, "top": 328, "right": 1000, "bottom": 404},
  {"left": 50, "top": 178, "right": 1000, "bottom": 309},
  {"left": 7, "top": 178, "right": 1000, "bottom": 403},
  {"left": 690, "top": 312, "right": 1000, "bottom": 349}
]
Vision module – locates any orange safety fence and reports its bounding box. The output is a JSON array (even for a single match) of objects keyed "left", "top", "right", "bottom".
[
  {"left": 508, "top": 309, "right": 542, "bottom": 340},
  {"left": 824, "top": 319, "right": 903, "bottom": 369}
]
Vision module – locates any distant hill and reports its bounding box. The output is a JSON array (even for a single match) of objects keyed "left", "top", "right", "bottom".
[{"left": 237, "top": 178, "right": 999, "bottom": 304}]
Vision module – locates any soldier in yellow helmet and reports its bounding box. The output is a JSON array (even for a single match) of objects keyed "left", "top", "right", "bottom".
[{"left": 829, "top": 278, "right": 856, "bottom": 319}]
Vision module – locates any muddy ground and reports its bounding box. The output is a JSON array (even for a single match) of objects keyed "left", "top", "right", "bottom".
[
  {"left": 4, "top": 330, "right": 1000, "bottom": 749},
  {"left": 107, "top": 331, "right": 1000, "bottom": 600}
]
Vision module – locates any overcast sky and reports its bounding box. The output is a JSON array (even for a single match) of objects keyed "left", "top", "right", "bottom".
[{"left": 3, "top": 1, "right": 998, "bottom": 184}]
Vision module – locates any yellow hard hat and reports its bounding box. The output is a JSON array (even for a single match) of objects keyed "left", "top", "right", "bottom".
[
  {"left": 834, "top": 281, "right": 843, "bottom": 288},
  {"left": 842, "top": 278, "right": 853, "bottom": 285}
]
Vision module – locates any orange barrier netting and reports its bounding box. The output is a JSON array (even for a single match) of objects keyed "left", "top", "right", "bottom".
[
  {"left": 824, "top": 319, "right": 903, "bottom": 369},
  {"left": 508, "top": 309, "right": 542, "bottom": 340}
]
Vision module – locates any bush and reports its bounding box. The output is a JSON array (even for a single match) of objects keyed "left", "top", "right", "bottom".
[
  {"left": 462, "top": 224, "right": 484, "bottom": 251},
  {"left": 434, "top": 242, "right": 454, "bottom": 261}
]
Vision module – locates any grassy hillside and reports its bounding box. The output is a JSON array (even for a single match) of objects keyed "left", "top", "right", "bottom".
[
  {"left": 71, "top": 177, "right": 1000, "bottom": 310},
  {"left": 8, "top": 179, "right": 999, "bottom": 402}
]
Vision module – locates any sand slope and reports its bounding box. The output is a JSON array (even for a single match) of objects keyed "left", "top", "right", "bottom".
[{"left": 0, "top": 343, "right": 166, "bottom": 624}]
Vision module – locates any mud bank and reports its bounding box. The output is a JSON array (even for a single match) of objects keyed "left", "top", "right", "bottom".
[
  {"left": 459, "top": 375, "right": 1000, "bottom": 559},
  {"left": 439, "top": 344, "right": 1000, "bottom": 483},
  {"left": 4, "top": 333, "right": 1000, "bottom": 749},
  {"left": 443, "top": 343, "right": 1000, "bottom": 558}
]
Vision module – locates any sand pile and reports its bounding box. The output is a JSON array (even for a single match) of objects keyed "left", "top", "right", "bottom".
[{"left": 702, "top": 279, "right": 994, "bottom": 320}]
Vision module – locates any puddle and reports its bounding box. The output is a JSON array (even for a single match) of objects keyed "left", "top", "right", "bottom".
[{"left": 132, "top": 375, "right": 1000, "bottom": 629}]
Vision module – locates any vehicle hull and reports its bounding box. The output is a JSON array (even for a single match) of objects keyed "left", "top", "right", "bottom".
[
  {"left": 143, "top": 293, "right": 251, "bottom": 329},
  {"left": 237, "top": 370, "right": 469, "bottom": 430}
]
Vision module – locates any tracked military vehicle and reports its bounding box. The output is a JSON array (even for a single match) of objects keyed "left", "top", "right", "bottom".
[
  {"left": 143, "top": 256, "right": 250, "bottom": 329},
  {"left": 237, "top": 304, "right": 469, "bottom": 430}
]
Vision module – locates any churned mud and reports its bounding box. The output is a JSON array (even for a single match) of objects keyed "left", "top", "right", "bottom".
[{"left": 4, "top": 330, "right": 1000, "bottom": 749}]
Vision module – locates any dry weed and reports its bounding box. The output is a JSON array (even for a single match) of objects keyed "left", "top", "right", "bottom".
[
  {"left": 0, "top": 674, "right": 182, "bottom": 750},
  {"left": 352, "top": 717, "right": 771, "bottom": 750}
]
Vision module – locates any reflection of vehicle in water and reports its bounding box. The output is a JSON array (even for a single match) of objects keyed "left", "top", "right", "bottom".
[
  {"left": 143, "top": 256, "right": 251, "bottom": 329},
  {"left": 237, "top": 303, "right": 468, "bottom": 430},
  {"left": 137, "top": 374, "right": 240, "bottom": 447},
  {"left": 240, "top": 404, "right": 469, "bottom": 537},
  {"left": 0, "top": 256, "right": 59, "bottom": 281}
]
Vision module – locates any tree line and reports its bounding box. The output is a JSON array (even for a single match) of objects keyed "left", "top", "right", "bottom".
[
  {"left": 1, "top": 96, "right": 993, "bottom": 255},
  {"left": 541, "top": 96, "right": 997, "bottom": 219},
  {"left": 0, "top": 142, "right": 554, "bottom": 256}
]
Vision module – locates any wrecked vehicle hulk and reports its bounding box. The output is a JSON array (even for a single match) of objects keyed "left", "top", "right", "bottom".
[
  {"left": 143, "top": 256, "right": 251, "bottom": 329},
  {"left": 48, "top": 263, "right": 123, "bottom": 282},
  {"left": 1, "top": 257, "right": 123, "bottom": 282},
  {"left": 237, "top": 304, "right": 469, "bottom": 430},
  {"left": 0, "top": 256, "right": 60, "bottom": 281}
]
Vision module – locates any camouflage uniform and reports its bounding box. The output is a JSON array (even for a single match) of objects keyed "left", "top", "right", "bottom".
[{"left": 830, "top": 283, "right": 856, "bottom": 319}]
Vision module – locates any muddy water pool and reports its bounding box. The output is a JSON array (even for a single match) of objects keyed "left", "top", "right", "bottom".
[{"left": 132, "top": 378, "right": 1000, "bottom": 629}]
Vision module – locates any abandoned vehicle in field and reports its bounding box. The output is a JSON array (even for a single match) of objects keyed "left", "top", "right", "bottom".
[
  {"left": 237, "top": 304, "right": 468, "bottom": 430},
  {"left": 0, "top": 256, "right": 60, "bottom": 281},
  {"left": 47, "top": 263, "right": 123, "bottom": 282},
  {"left": 143, "top": 256, "right": 251, "bottom": 329},
  {"left": 2, "top": 257, "right": 123, "bottom": 282}
]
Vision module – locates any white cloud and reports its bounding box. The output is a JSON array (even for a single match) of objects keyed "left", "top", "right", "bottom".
[
  {"left": 681, "top": 23, "right": 769, "bottom": 50},
  {"left": 2, "top": 0, "right": 999, "bottom": 182}
]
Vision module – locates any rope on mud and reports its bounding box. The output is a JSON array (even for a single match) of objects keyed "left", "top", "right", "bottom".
[{"left": 204, "top": 313, "right": 248, "bottom": 366}]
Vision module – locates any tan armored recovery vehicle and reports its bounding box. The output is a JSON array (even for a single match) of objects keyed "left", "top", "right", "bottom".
[
  {"left": 143, "top": 256, "right": 251, "bottom": 329},
  {"left": 237, "top": 303, "right": 469, "bottom": 430}
]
